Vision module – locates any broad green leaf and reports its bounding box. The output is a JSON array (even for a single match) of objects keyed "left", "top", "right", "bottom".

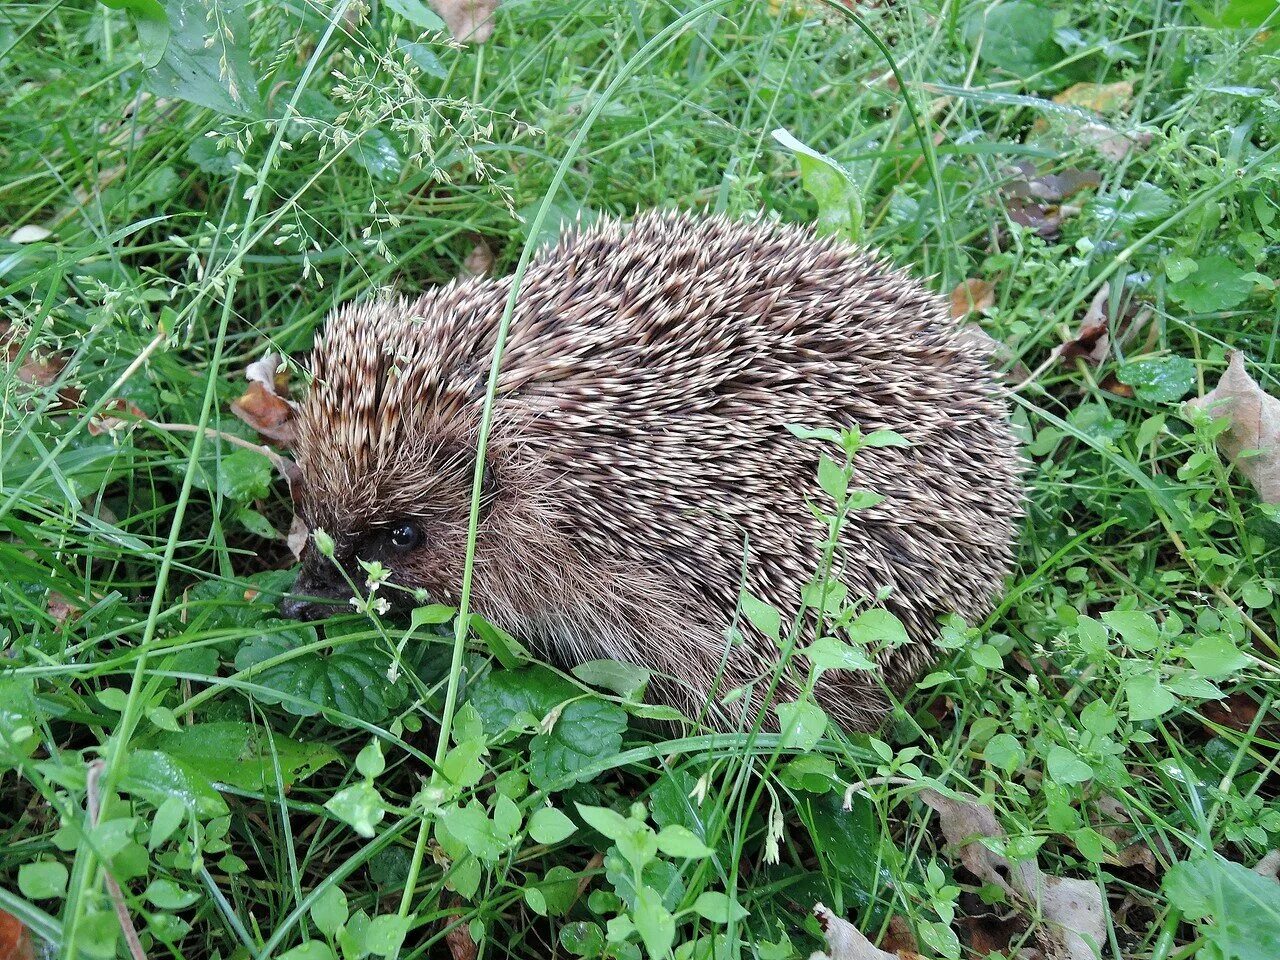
[
  {"left": 1169, "top": 256, "right": 1255, "bottom": 312},
  {"left": 0, "top": 676, "right": 40, "bottom": 765},
  {"left": 803, "top": 636, "right": 875, "bottom": 673},
  {"left": 1045, "top": 745, "right": 1094, "bottom": 784},
  {"left": 120, "top": 750, "right": 228, "bottom": 818},
  {"left": 528, "top": 806, "right": 577, "bottom": 845},
  {"left": 846, "top": 608, "right": 910, "bottom": 649},
  {"left": 771, "top": 128, "right": 863, "bottom": 241},
  {"left": 779, "top": 754, "right": 837, "bottom": 793},
  {"left": 529, "top": 697, "right": 627, "bottom": 789},
  {"left": 655, "top": 825, "right": 712, "bottom": 859},
  {"left": 324, "top": 782, "right": 387, "bottom": 838},
  {"left": 561, "top": 921, "right": 606, "bottom": 958},
  {"left": 1101, "top": 610, "right": 1160, "bottom": 651},
  {"left": 465, "top": 665, "right": 578, "bottom": 734},
  {"left": 1165, "top": 853, "right": 1280, "bottom": 960},
  {"left": 397, "top": 39, "right": 449, "bottom": 79},
  {"left": 965, "top": 1, "right": 1062, "bottom": 84},
  {"left": 691, "top": 891, "right": 748, "bottom": 924},
  {"left": 575, "top": 803, "right": 631, "bottom": 843},
  {"left": 278, "top": 943, "right": 336, "bottom": 960},
  {"left": 384, "top": 0, "right": 446, "bottom": 29},
  {"left": 145, "top": 0, "right": 261, "bottom": 117},
  {"left": 439, "top": 800, "right": 513, "bottom": 862},
  {"left": 1125, "top": 673, "right": 1179, "bottom": 722},
  {"left": 605, "top": 848, "right": 684, "bottom": 912},
  {"left": 739, "top": 590, "right": 781, "bottom": 641},
  {"left": 775, "top": 700, "right": 827, "bottom": 751},
  {"left": 1183, "top": 636, "right": 1252, "bottom": 678},
  {"left": 633, "top": 885, "right": 676, "bottom": 960},
  {"left": 983, "top": 734, "right": 1026, "bottom": 773},
  {"left": 234, "top": 627, "right": 406, "bottom": 725},
  {"left": 572, "top": 660, "right": 651, "bottom": 701},
  {"left": 151, "top": 721, "right": 340, "bottom": 791},
  {"left": 18, "top": 861, "right": 68, "bottom": 899},
  {"left": 309, "top": 886, "right": 348, "bottom": 938},
  {"left": 1116, "top": 356, "right": 1198, "bottom": 404}
]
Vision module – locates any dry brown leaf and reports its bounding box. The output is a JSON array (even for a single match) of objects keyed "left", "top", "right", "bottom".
[
  {"left": 1185, "top": 351, "right": 1280, "bottom": 503},
  {"left": 444, "top": 901, "right": 478, "bottom": 960},
  {"left": 462, "top": 239, "right": 495, "bottom": 277},
  {"left": 231, "top": 353, "right": 298, "bottom": 447},
  {"left": 1253, "top": 849, "right": 1280, "bottom": 881},
  {"left": 1053, "top": 81, "right": 1133, "bottom": 114},
  {"left": 1094, "top": 796, "right": 1158, "bottom": 874},
  {"left": 950, "top": 279, "right": 995, "bottom": 319},
  {"left": 920, "top": 789, "right": 1039, "bottom": 897},
  {"left": 1057, "top": 285, "right": 1111, "bottom": 367},
  {"left": 429, "top": 0, "right": 499, "bottom": 43},
  {"left": 919, "top": 789, "right": 1106, "bottom": 960},
  {"left": 1077, "top": 123, "right": 1153, "bottom": 162},
  {"left": 88, "top": 398, "right": 148, "bottom": 437},
  {"left": 47, "top": 592, "right": 81, "bottom": 626},
  {"left": 809, "top": 904, "right": 897, "bottom": 960},
  {"left": 287, "top": 513, "right": 310, "bottom": 561},
  {"left": 1005, "top": 162, "right": 1101, "bottom": 204},
  {"left": 0, "top": 909, "right": 35, "bottom": 960}
]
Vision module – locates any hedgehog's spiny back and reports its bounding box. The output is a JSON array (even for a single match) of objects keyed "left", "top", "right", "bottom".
[{"left": 296, "top": 211, "right": 1022, "bottom": 730}]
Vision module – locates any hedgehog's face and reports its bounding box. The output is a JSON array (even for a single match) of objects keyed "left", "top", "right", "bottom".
[{"left": 280, "top": 448, "right": 501, "bottom": 620}]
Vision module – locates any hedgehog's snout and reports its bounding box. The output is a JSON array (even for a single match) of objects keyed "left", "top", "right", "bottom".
[{"left": 279, "top": 549, "right": 353, "bottom": 621}]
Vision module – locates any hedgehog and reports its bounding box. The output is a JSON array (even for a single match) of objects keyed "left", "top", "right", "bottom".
[{"left": 281, "top": 211, "right": 1022, "bottom": 731}]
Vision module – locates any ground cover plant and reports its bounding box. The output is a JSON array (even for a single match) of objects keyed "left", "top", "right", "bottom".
[{"left": 2, "top": 0, "right": 1279, "bottom": 958}]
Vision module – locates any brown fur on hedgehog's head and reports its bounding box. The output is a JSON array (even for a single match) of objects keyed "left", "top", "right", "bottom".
[
  {"left": 283, "top": 211, "right": 1023, "bottom": 732},
  {"left": 284, "top": 298, "right": 560, "bottom": 621}
]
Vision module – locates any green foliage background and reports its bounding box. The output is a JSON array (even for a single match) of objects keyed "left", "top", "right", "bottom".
[{"left": 2, "top": 1, "right": 1279, "bottom": 959}]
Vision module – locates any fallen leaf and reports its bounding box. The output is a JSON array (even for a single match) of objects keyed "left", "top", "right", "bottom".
[
  {"left": 287, "top": 513, "right": 310, "bottom": 561},
  {"left": 1185, "top": 351, "right": 1280, "bottom": 502},
  {"left": 231, "top": 352, "right": 298, "bottom": 447},
  {"left": 1041, "top": 876, "right": 1107, "bottom": 960},
  {"left": 1057, "top": 285, "right": 1111, "bottom": 366},
  {"left": 1094, "top": 796, "right": 1158, "bottom": 874},
  {"left": 920, "top": 789, "right": 1039, "bottom": 897},
  {"left": 462, "top": 239, "right": 495, "bottom": 277},
  {"left": 950, "top": 279, "right": 995, "bottom": 319},
  {"left": 1053, "top": 81, "right": 1133, "bottom": 114},
  {"left": 1000, "top": 163, "right": 1100, "bottom": 241},
  {"left": 878, "top": 915, "right": 921, "bottom": 959},
  {"left": 919, "top": 789, "right": 1107, "bottom": 960},
  {"left": 957, "top": 324, "right": 1031, "bottom": 383},
  {"left": 1077, "top": 123, "right": 1153, "bottom": 162},
  {"left": 430, "top": 0, "right": 499, "bottom": 42},
  {"left": 1004, "top": 162, "right": 1101, "bottom": 204},
  {"left": 88, "top": 398, "right": 148, "bottom": 437},
  {"left": 0, "top": 909, "right": 35, "bottom": 960},
  {"left": 9, "top": 224, "right": 52, "bottom": 244},
  {"left": 444, "top": 902, "right": 478, "bottom": 960},
  {"left": 47, "top": 592, "right": 82, "bottom": 626},
  {"left": 1253, "top": 850, "right": 1280, "bottom": 882},
  {"left": 809, "top": 904, "right": 897, "bottom": 960}
]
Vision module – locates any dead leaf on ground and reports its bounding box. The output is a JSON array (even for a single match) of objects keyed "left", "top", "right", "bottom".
[
  {"left": 1252, "top": 849, "right": 1280, "bottom": 881},
  {"left": 1185, "top": 351, "right": 1280, "bottom": 503},
  {"left": 430, "top": 0, "right": 499, "bottom": 43},
  {"left": 1053, "top": 81, "right": 1134, "bottom": 114},
  {"left": 0, "top": 909, "right": 35, "bottom": 960},
  {"left": 1000, "top": 162, "right": 1100, "bottom": 241},
  {"left": 231, "top": 352, "right": 298, "bottom": 447},
  {"left": 9, "top": 224, "right": 52, "bottom": 244},
  {"left": 88, "top": 398, "right": 148, "bottom": 437},
  {"left": 444, "top": 900, "right": 478, "bottom": 960},
  {"left": 1077, "top": 123, "right": 1153, "bottom": 162},
  {"left": 956, "top": 324, "right": 1031, "bottom": 384},
  {"left": 462, "top": 239, "right": 495, "bottom": 277},
  {"left": 919, "top": 789, "right": 1106, "bottom": 960},
  {"left": 287, "top": 514, "right": 310, "bottom": 561},
  {"left": 1056, "top": 285, "right": 1111, "bottom": 366},
  {"left": 1094, "top": 795, "right": 1158, "bottom": 874},
  {"left": 47, "top": 592, "right": 82, "bottom": 626},
  {"left": 950, "top": 279, "right": 995, "bottom": 319},
  {"left": 878, "top": 915, "right": 922, "bottom": 959},
  {"left": 809, "top": 904, "right": 897, "bottom": 960}
]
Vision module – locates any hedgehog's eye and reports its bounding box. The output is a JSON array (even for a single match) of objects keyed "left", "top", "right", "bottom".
[{"left": 389, "top": 522, "right": 421, "bottom": 551}]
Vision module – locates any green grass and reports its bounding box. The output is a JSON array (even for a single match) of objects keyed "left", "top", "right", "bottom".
[{"left": 2, "top": 1, "right": 1280, "bottom": 959}]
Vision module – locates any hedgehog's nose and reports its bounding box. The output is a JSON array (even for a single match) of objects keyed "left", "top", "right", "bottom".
[
  {"left": 279, "top": 561, "right": 349, "bottom": 620},
  {"left": 279, "top": 595, "right": 327, "bottom": 620}
]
